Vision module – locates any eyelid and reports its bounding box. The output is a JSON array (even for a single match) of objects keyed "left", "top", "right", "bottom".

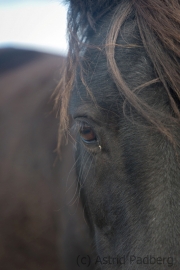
[
  {"left": 72, "top": 117, "right": 96, "bottom": 132},
  {"left": 73, "top": 109, "right": 102, "bottom": 125},
  {"left": 72, "top": 120, "right": 96, "bottom": 138},
  {"left": 71, "top": 120, "right": 88, "bottom": 134}
]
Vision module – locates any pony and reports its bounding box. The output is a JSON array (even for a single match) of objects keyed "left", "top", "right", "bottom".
[
  {"left": 57, "top": 0, "right": 180, "bottom": 269},
  {"left": 0, "top": 47, "right": 94, "bottom": 270}
]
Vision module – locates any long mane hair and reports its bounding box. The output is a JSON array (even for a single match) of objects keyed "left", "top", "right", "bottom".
[{"left": 56, "top": 0, "right": 180, "bottom": 148}]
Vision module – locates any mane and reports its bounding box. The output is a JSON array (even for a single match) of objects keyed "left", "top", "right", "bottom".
[{"left": 56, "top": 0, "right": 180, "bottom": 149}]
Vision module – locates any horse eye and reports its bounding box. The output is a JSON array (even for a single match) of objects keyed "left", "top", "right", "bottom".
[{"left": 79, "top": 124, "right": 97, "bottom": 143}]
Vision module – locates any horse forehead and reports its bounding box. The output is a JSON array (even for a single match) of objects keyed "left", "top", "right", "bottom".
[
  {"left": 72, "top": 19, "right": 155, "bottom": 107},
  {"left": 70, "top": 13, "right": 169, "bottom": 120},
  {"left": 71, "top": 50, "right": 153, "bottom": 115},
  {"left": 71, "top": 67, "right": 120, "bottom": 115},
  {"left": 71, "top": 53, "right": 118, "bottom": 112}
]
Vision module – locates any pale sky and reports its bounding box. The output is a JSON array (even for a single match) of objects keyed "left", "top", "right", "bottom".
[{"left": 0, "top": 0, "right": 68, "bottom": 55}]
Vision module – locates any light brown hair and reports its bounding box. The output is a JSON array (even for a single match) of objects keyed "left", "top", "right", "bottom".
[{"left": 55, "top": 0, "right": 180, "bottom": 149}]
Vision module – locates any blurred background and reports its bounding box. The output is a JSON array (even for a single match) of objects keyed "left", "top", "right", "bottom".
[
  {"left": 0, "top": 0, "right": 68, "bottom": 55},
  {"left": 0, "top": 1, "right": 85, "bottom": 269},
  {"left": 0, "top": 1, "right": 94, "bottom": 269}
]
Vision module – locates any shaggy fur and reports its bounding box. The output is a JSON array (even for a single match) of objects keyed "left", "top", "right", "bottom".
[{"left": 57, "top": 0, "right": 180, "bottom": 269}]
